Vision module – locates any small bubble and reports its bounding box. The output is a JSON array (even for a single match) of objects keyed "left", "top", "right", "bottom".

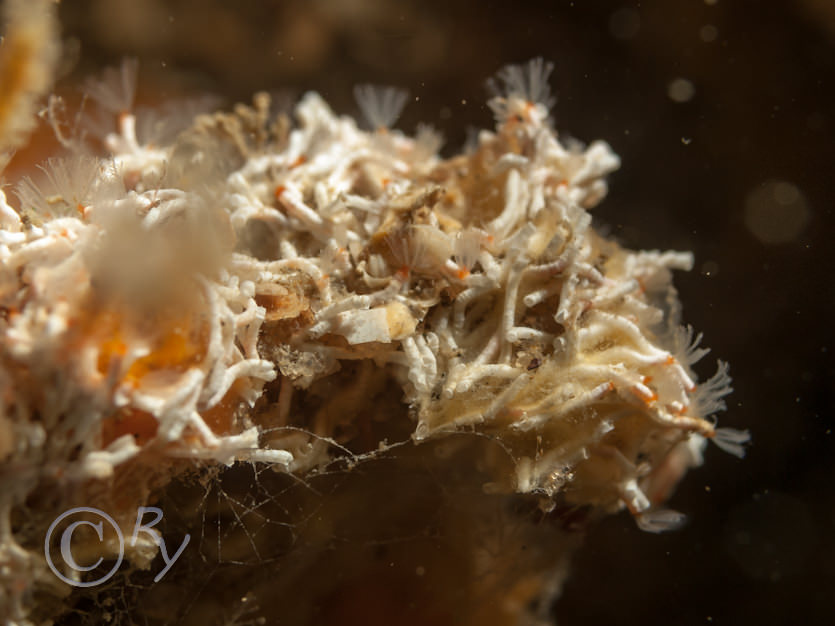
[
  {"left": 744, "top": 179, "right": 810, "bottom": 244},
  {"left": 806, "top": 112, "right": 826, "bottom": 131},
  {"left": 700, "top": 24, "right": 718, "bottom": 42},
  {"left": 773, "top": 181, "right": 800, "bottom": 205},
  {"left": 609, "top": 8, "right": 641, "bottom": 40},
  {"left": 724, "top": 492, "right": 816, "bottom": 582},
  {"left": 668, "top": 78, "right": 695, "bottom": 103}
]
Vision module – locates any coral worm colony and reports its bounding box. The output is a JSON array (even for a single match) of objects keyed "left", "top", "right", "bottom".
[{"left": 0, "top": 4, "right": 747, "bottom": 624}]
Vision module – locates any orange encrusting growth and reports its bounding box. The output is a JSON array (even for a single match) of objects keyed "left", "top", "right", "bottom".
[
  {"left": 90, "top": 309, "right": 208, "bottom": 385},
  {"left": 91, "top": 313, "right": 213, "bottom": 448},
  {"left": 91, "top": 310, "right": 127, "bottom": 376},
  {"left": 77, "top": 305, "right": 211, "bottom": 447},
  {"left": 199, "top": 382, "right": 246, "bottom": 436},
  {"left": 123, "top": 323, "right": 208, "bottom": 385},
  {"left": 101, "top": 407, "right": 158, "bottom": 446},
  {"left": 96, "top": 330, "right": 127, "bottom": 375}
]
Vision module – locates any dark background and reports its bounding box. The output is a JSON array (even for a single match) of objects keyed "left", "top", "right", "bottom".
[{"left": 55, "top": 1, "right": 835, "bottom": 624}]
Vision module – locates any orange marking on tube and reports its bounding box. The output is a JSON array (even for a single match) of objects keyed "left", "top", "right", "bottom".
[
  {"left": 395, "top": 266, "right": 410, "bottom": 281},
  {"left": 630, "top": 384, "right": 657, "bottom": 405}
]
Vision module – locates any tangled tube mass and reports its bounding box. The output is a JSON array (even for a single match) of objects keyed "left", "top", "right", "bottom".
[{"left": 0, "top": 48, "right": 748, "bottom": 624}]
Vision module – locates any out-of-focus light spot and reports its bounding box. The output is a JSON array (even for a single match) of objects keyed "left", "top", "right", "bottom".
[
  {"left": 705, "top": 0, "right": 718, "bottom": 5},
  {"left": 744, "top": 180, "right": 810, "bottom": 244},
  {"left": 806, "top": 112, "right": 827, "bottom": 131},
  {"left": 609, "top": 8, "right": 640, "bottom": 40},
  {"left": 668, "top": 78, "right": 695, "bottom": 103},
  {"left": 724, "top": 492, "right": 816, "bottom": 582},
  {"left": 700, "top": 24, "right": 718, "bottom": 42}
]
